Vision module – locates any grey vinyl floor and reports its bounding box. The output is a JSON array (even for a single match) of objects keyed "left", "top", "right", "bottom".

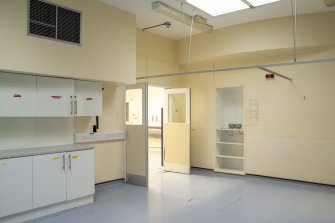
[{"left": 28, "top": 151, "right": 335, "bottom": 223}]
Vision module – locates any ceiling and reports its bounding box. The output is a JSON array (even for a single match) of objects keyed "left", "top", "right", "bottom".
[{"left": 100, "top": 0, "right": 335, "bottom": 40}]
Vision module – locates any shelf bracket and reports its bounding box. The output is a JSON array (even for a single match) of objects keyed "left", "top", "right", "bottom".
[{"left": 258, "top": 67, "right": 292, "bottom": 81}]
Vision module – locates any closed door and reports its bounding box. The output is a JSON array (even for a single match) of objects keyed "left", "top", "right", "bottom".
[
  {"left": 126, "top": 82, "right": 148, "bottom": 187},
  {"left": 163, "top": 88, "right": 191, "bottom": 174},
  {"left": 75, "top": 80, "right": 102, "bottom": 116},
  {"left": 0, "top": 157, "right": 33, "bottom": 217},
  {"left": 0, "top": 73, "right": 36, "bottom": 117},
  {"left": 37, "top": 77, "right": 74, "bottom": 117},
  {"left": 33, "top": 153, "right": 67, "bottom": 208},
  {"left": 66, "top": 150, "right": 95, "bottom": 200}
]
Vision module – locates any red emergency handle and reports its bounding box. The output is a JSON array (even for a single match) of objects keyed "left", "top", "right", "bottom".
[{"left": 86, "top": 97, "right": 93, "bottom": 101}]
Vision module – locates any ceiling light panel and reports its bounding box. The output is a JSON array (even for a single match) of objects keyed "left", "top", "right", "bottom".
[
  {"left": 186, "top": 0, "right": 249, "bottom": 16},
  {"left": 246, "top": 0, "right": 281, "bottom": 7}
]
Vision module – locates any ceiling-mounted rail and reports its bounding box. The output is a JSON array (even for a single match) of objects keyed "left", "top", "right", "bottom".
[{"left": 136, "top": 57, "right": 335, "bottom": 80}]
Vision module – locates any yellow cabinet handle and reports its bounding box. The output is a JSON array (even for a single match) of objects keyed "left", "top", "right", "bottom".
[
  {"left": 71, "top": 155, "right": 79, "bottom": 159},
  {"left": 52, "top": 157, "right": 60, "bottom": 160}
]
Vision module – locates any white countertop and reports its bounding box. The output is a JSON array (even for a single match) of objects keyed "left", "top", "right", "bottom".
[{"left": 0, "top": 144, "right": 94, "bottom": 160}]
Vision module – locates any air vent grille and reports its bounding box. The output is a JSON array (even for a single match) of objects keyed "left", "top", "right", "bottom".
[
  {"left": 29, "top": 22, "right": 56, "bottom": 39},
  {"left": 28, "top": 0, "right": 81, "bottom": 45},
  {"left": 30, "top": 0, "right": 56, "bottom": 26},
  {"left": 57, "top": 7, "right": 81, "bottom": 43}
]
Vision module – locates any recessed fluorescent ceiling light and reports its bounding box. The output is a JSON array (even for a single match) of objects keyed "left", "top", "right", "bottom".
[
  {"left": 186, "top": 0, "right": 281, "bottom": 16},
  {"left": 186, "top": 0, "right": 249, "bottom": 16},
  {"left": 247, "top": 0, "right": 280, "bottom": 6}
]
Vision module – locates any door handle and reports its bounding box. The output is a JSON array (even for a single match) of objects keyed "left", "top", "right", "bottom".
[
  {"left": 62, "top": 154, "right": 65, "bottom": 171},
  {"left": 69, "top": 154, "right": 72, "bottom": 171},
  {"left": 70, "top": 96, "right": 73, "bottom": 115},
  {"left": 74, "top": 96, "right": 77, "bottom": 115}
]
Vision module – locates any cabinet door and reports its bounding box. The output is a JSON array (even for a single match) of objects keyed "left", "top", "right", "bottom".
[
  {"left": 67, "top": 149, "right": 95, "bottom": 200},
  {"left": 33, "top": 153, "right": 67, "bottom": 208},
  {"left": 37, "top": 77, "right": 74, "bottom": 117},
  {"left": 75, "top": 81, "right": 102, "bottom": 116},
  {"left": 0, "top": 73, "right": 36, "bottom": 117},
  {"left": 0, "top": 157, "right": 33, "bottom": 217}
]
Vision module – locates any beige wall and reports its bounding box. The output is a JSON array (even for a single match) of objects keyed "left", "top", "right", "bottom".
[
  {"left": 181, "top": 73, "right": 214, "bottom": 169},
  {"left": 175, "top": 12, "right": 335, "bottom": 184},
  {"left": 137, "top": 12, "right": 335, "bottom": 185},
  {"left": 178, "top": 59, "right": 335, "bottom": 186},
  {"left": 136, "top": 29, "right": 181, "bottom": 81},
  {"left": 214, "top": 61, "right": 335, "bottom": 185},
  {"left": 75, "top": 83, "right": 125, "bottom": 184},
  {"left": 177, "top": 12, "right": 335, "bottom": 64},
  {"left": 0, "top": 0, "right": 136, "bottom": 83}
]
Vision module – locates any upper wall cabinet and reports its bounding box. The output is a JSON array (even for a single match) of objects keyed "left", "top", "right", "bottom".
[
  {"left": 0, "top": 73, "right": 36, "bottom": 117},
  {"left": 75, "top": 81, "right": 102, "bottom": 116},
  {"left": 0, "top": 73, "right": 102, "bottom": 117},
  {"left": 37, "top": 77, "right": 75, "bottom": 117},
  {"left": 37, "top": 77, "right": 102, "bottom": 117}
]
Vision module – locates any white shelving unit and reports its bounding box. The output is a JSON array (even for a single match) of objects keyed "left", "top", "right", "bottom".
[{"left": 214, "top": 86, "right": 245, "bottom": 175}]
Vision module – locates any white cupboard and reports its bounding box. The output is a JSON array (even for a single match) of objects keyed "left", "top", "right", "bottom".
[
  {"left": 0, "top": 73, "right": 36, "bottom": 117},
  {"left": 0, "top": 73, "right": 102, "bottom": 117},
  {"left": 32, "top": 149, "right": 94, "bottom": 208},
  {"left": 75, "top": 81, "right": 102, "bottom": 116},
  {"left": 67, "top": 149, "right": 95, "bottom": 200},
  {"left": 33, "top": 153, "right": 67, "bottom": 208},
  {"left": 0, "top": 157, "right": 33, "bottom": 217},
  {"left": 37, "top": 77, "right": 75, "bottom": 117}
]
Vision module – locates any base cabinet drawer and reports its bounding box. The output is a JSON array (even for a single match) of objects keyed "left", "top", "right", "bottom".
[{"left": 0, "top": 157, "right": 33, "bottom": 218}]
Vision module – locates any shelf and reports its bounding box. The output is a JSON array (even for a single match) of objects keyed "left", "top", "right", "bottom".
[
  {"left": 75, "top": 131, "right": 125, "bottom": 143},
  {"left": 214, "top": 168, "right": 245, "bottom": 175},
  {"left": 216, "top": 155, "right": 244, "bottom": 160},
  {"left": 216, "top": 142, "right": 244, "bottom": 145},
  {"left": 215, "top": 86, "right": 245, "bottom": 176},
  {"left": 216, "top": 128, "right": 244, "bottom": 131}
]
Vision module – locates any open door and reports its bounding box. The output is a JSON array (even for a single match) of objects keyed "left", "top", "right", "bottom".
[
  {"left": 126, "top": 82, "right": 148, "bottom": 186},
  {"left": 163, "top": 88, "right": 191, "bottom": 174}
]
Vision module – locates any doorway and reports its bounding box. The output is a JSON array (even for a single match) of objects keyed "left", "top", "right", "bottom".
[
  {"left": 126, "top": 83, "right": 191, "bottom": 187},
  {"left": 148, "top": 86, "right": 164, "bottom": 177}
]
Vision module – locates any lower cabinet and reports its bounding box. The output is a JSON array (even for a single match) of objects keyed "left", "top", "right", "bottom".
[
  {"left": 33, "top": 153, "right": 67, "bottom": 208},
  {"left": 0, "top": 157, "right": 33, "bottom": 218},
  {"left": 33, "top": 149, "right": 95, "bottom": 208},
  {"left": 66, "top": 149, "right": 95, "bottom": 200}
]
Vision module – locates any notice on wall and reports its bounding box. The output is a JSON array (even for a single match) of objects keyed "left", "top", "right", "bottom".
[{"left": 248, "top": 97, "right": 259, "bottom": 125}]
